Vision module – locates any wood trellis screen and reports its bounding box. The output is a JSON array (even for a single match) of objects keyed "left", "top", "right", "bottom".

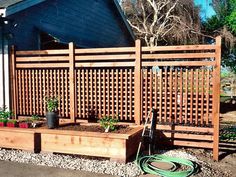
[{"left": 10, "top": 37, "right": 221, "bottom": 160}]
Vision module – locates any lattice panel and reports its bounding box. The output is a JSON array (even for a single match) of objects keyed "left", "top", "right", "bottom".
[
  {"left": 76, "top": 68, "right": 135, "bottom": 122},
  {"left": 16, "top": 69, "right": 70, "bottom": 118},
  {"left": 142, "top": 68, "right": 213, "bottom": 126}
]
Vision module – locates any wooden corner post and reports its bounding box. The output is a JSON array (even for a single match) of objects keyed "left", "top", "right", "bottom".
[
  {"left": 213, "top": 36, "right": 221, "bottom": 161},
  {"left": 69, "top": 42, "right": 76, "bottom": 123},
  {"left": 134, "top": 40, "right": 142, "bottom": 125},
  {"left": 10, "top": 46, "right": 18, "bottom": 119}
]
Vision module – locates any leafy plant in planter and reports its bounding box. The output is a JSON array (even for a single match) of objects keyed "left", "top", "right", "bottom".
[
  {"left": 7, "top": 119, "right": 17, "bottom": 128},
  {"left": 31, "top": 115, "right": 43, "bottom": 128},
  {"left": 0, "top": 106, "right": 14, "bottom": 127},
  {"left": 19, "top": 118, "right": 32, "bottom": 128},
  {"left": 45, "top": 96, "right": 59, "bottom": 129},
  {"left": 99, "top": 116, "right": 118, "bottom": 133},
  {"left": 0, "top": 118, "right": 8, "bottom": 127}
]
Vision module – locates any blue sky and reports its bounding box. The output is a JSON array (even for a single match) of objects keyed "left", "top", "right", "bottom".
[{"left": 194, "top": 0, "right": 216, "bottom": 19}]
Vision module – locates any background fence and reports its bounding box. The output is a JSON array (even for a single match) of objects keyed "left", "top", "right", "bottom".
[{"left": 10, "top": 37, "right": 221, "bottom": 160}]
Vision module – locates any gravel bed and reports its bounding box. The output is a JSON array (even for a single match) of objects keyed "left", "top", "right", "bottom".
[
  {"left": 0, "top": 148, "right": 141, "bottom": 177},
  {"left": 0, "top": 148, "right": 228, "bottom": 177}
]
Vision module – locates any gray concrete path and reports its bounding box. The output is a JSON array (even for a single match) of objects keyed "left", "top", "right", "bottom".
[{"left": 0, "top": 160, "right": 117, "bottom": 177}]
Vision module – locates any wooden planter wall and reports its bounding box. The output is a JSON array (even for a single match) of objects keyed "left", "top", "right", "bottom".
[{"left": 10, "top": 37, "right": 221, "bottom": 160}]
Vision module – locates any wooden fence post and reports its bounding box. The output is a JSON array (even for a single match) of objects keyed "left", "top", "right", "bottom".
[
  {"left": 69, "top": 42, "right": 76, "bottom": 123},
  {"left": 213, "top": 36, "right": 221, "bottom": 161},
  {"left": 10, "top": 46, "right": 17, "bottom": 119},
  {"left": 134, "top": 40, "right": 142, "bottom": 125}
]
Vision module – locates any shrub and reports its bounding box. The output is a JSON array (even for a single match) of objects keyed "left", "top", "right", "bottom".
[{"left": 45, "top": 96, "right": 58, "bottom": 112}]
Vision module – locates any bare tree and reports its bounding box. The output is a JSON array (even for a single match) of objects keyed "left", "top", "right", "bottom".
[{"left": 121, "top": 0, "right": 202, "bottom": 47}]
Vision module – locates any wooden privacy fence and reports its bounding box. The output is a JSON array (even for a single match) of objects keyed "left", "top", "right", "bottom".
[{"left": 10, "top": 37, "right": 221, "bottom": 160}]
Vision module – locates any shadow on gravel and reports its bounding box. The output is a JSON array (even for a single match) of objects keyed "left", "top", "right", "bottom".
[{"left": 220, "top": 102, "right": 236, "bottom": 114}]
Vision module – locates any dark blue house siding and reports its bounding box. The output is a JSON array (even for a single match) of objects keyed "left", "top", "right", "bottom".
[{"left": 7, "top": 0, "right": 134, "bottom": 50}]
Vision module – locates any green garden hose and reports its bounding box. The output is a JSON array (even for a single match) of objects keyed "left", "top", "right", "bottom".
[{"left": 136, "top": 153, "right": 198, "bottom": 177}]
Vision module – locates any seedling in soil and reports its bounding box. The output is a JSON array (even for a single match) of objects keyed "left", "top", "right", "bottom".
[{"left": 99, "top": 116, "right": 118, "bottom": 133}]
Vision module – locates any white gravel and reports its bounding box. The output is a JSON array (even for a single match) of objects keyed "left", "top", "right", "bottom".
[
  {"left": 0, "top": 148, "right": 141, "bottom": 177},
  {"left": 0, "top": 148, "right": 221, "bottom": 177}
]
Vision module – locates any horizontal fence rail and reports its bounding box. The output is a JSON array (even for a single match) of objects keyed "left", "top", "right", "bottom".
[{"left": 10, "top": 37, "right": 221, "bottom": 160}]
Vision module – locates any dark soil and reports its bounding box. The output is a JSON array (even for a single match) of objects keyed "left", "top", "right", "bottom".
[{"left": 53, "top": 124, "right": 133, "bottom": 134}]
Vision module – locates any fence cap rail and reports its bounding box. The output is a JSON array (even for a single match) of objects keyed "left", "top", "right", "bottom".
[
  {"left": 142, "top": 44, "right": 216, "bottom": 52},
  {"left": 16, "top": 49, "right": 69, "bottom": 56}
]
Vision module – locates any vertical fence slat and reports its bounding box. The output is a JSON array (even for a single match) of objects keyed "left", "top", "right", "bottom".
[
  {"left": 125, "top": 69, "right": 128, "bottom": 120},
  {"left": 116, "top": 69, "right": 119, "bottom": 118},
  {"left": 103, "top": 69, "right": 106, "bottom": 117},
  {"left": 36, "top": 70, "right": 39, "bottom": 115},
  {"left": 154, "top": 70, "right": 157, "bottom": 110},
  {"left": 145, "top": 69, "right": 148, "bottom": 120},
  {"left": 169, "top": 69, "right": 173, "bottom": 122},
  {"left": 195, "top": 69, "right": 199, "bottom": 125},
  {"left": 164, "top": 69, "right": 167, "bottom": 122},
  {"left": 25, "top": 70, "right": 29, "bottom": 115},
  {"left": 213, "top": 36, "right": 221, "bottom": 161},
  {"left": 184, "top": 69, "right": 188, "bottom": 123},
  {"left": 95, "top": 70, "right": 98, "bottom": 117},
  {"left": 78, "top": 70, "right": 81, "bottom": 118},
  {"left": 112, "top": 69, "right": 114, "bottom": 117},
  {"left": 129, "top": 69, "right": 132, "bottom": 121},
  {"left": 108, "top": 69, "right": 110, "bottom": 116},
  {"left": 10, "top": 46, "right": 18, "bottom": 119},
  {"left": 69, "top": 42, "right": 76, "bottom": 122},
  {"left": 206, "top": 70, "right": 210, "bottom": 125},
  {"left": 61, "top": 70, "right": 65, "bottom": 117},
  {"left": 98, "top": 70, "right": 101, "bottom": 118},
  {"left": 174, "top": 70, "right": 178, "bottom": 122},
  {"left": 134, "top": 40, "right": 141, "bottom": 125},
  {"left": 90, "top": 69, "right": 93, "bottom": 115},
  {"left": 201, "top": 70, "right": 205, "bottom": 125},
  {"left": 179, "top": 69, "right": 183, "bottom": 123},
  {"left": 32, "top": 69, "right": 36, "bottom": 114},
  {"left": 120, "top": 70, "right": 123, "bottom": 120},
  {"left": 57, "top": 70, "right": 60, "bottom": 117},
  {"left": 86, "top": 69, "right": 89, "bottom": 118},
  {"left": 150, "top": 69, "right": 153, "bottom": 112},
  {"left": 43, "top": 70, "right": 46, "bottom": 115},
  {"left": 190, "top": 69, "right": 194, "bottom": 124},
  {"left": 22, "top": 70, "right": 25, "bottom": 115},
  {"left": 159, "top": 69, "right": 163, "bottom": 122}
]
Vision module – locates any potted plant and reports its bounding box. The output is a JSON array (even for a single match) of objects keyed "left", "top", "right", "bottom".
[
  {"left": 99, "top": 116, "right": 118, "bottom": 133},
  {"left": 45, "top": 96, "right": 59, "bottom": 129},
  {"left": 31, "top": 115, "right": 43, "bottom": 128},
  {"left": 0, "top": 106, "right": 14, "bottom": 127},
  {"left": 19, "top": 118, "right": 32, "bottom": 128},
  {"left": 7, "top": 119, "right": 17, "bottom": 128},
  {"left": 0, "top": 118, "right": 8, "bottom": 127}
]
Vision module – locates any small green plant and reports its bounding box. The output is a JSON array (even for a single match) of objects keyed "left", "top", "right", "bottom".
[
  {"left": 32, "top": 114, "right": 40, "bottom": 121},
  {"left": 0, "top": 118, "right": 8, "bottom": 124},
  {"left": 45, "top": 96, "right": 58, "bottom": 112},
  {"left": 7, "top": 119, "right": 17, "bottom": 124},
  {"left": 99, "top": 116, "right": 118, "bottom": 132},
  {"left": 0, "top": 106, "right": 14, "bottom": 119}
]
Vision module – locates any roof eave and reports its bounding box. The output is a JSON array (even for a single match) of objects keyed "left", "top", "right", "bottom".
[
  {"left": 5, "top": 0, "right": 46, "bottom": 16},
  {"left": 113, "top": 0, "right": 135, "bottom": 41}
]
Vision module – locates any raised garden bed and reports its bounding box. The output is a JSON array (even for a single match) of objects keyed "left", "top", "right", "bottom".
[
  {"left": 0, "top": 127, "right": 39, "bottom": 152},
  {"left": 37, "top": 124, "right": 142, "bottom": 163},
  {"left": 0, "top": 124, "right": 142, "bottom": 163}
]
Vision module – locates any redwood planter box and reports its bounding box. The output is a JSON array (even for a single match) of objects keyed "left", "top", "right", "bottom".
[
  {"left": 7, "top": 122, "right": 17, "bottom": 128},
  {"left": 0, "top": 122, "right": 6, "bottom": 127},
  {"left": 0, "top": 128, "right": 38, "bottom": 152},
  {"left": 19, "top": 122, "right": 31, "bottom": 128},
  {"left": 38, "top": 127, "right": 142, "bottom": 162}
]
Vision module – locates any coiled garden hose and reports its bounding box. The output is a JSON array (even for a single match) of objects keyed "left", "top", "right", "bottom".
[{"left": 136, "top": 154, "right": 198, "bottom": 177}]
